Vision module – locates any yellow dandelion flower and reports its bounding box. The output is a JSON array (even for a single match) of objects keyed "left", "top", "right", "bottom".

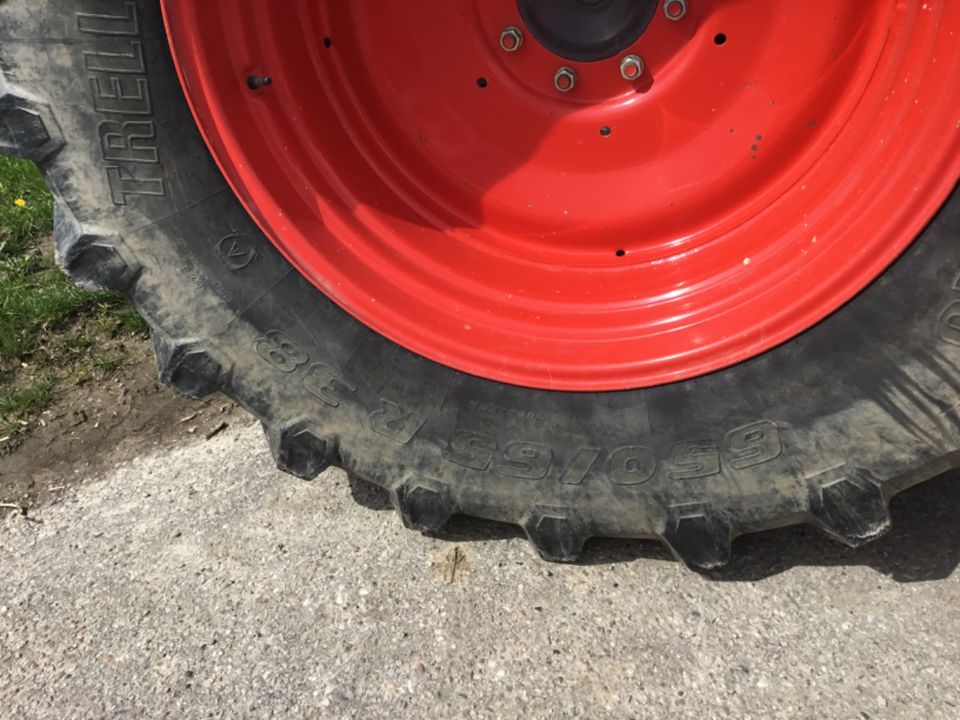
[{"left": 14, "top": 198, "right": 26, "bottom": 208}]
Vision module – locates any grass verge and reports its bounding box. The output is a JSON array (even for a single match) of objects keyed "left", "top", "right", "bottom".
[{"left": 0, "top": 155, "right": 146, "bottom": 440}]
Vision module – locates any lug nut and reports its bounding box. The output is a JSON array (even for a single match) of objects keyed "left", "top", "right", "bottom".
[
  {"left": 499, "top": 26, "right": 523, "bottom": 52},
  {"left": 619, "top": 55, "right": 645, "bottom": 81},
  {"left": 664, "top": 0, "right": 688, "bottom": 21},
  {"left": 554, "top": 66, "right": 577, "bottom": 93}
]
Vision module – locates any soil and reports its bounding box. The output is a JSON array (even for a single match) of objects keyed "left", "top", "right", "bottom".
[{"left": 0, "top": 339, "right": 243, "bottom": 512}]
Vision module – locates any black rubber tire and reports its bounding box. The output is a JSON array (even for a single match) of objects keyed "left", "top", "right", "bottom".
[{"left": 2, "top": 0, "right": 959, "bottom": 569}]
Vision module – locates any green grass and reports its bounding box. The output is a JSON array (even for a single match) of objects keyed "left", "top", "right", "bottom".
[
  {"left": 0, "top": 155, "right": 54, "bottom": 254},
  {"left": 0, "top": 377, "right": 55, "bottom": 431},
  {"left": 0, "top": 156, "right": 146, "bottom": 439}
]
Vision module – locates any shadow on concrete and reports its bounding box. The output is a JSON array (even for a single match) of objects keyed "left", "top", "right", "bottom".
[
  {"left": 582, "top": 472, "right": 960, "bottom": 581},
  {"left": 704, "top": 472, "right": 960, "bottom": 584},
  {"left": 347, "top": 474, "right": 394, "bottom": 511},
  {"left": 346, "top": 471, "right": 960, "bottom": 583}
]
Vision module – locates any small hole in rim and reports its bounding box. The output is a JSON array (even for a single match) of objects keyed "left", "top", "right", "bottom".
[
  {"left": 477, "top": 77, "right": 489, "bottom": 88},
  {"left": 247, "top": 75, "right": 272, "bottom": 90},
  {"left": 714, "top": 33, "right": 727, "bottom": 45},
  {"left": 615, "top": 249, "right": 626, "bottom": 257},
  {"left": 600, "top": 125, "right": 612, "bottom": 137},
  {"left": 323, "top": 37, "right": 333, "bottom": 48}
]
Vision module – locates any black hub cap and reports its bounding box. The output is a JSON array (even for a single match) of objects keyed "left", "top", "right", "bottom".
[{"left": 517, "top": 0, "right": 659, "bottom": 62}]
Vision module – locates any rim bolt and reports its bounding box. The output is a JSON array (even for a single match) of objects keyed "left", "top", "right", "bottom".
[
  {"left": 664, "top": 0, "right": 688, "bottom": 21},
  {"left": 499, "top": 26, "right": 523, "bottom": 52},
  {"left": 619, "top": 55, "right": 645, "bottom": 81},
  {"left": 554, "top": 66, "right": 578, "bottom": 93}
]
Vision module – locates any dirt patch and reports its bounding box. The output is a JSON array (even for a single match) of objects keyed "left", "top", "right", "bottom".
[{"left": 0, "top": 338, "right": 244, "bottom": 512}]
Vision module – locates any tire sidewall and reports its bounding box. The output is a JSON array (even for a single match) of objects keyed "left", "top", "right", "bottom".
[{"left": 4, "top": 0, "right": 960, "bottom": 551}]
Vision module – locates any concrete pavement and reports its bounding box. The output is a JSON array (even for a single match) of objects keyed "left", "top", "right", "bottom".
[{"left": 2, "top": 420, "right": 959, "bottom": 719}]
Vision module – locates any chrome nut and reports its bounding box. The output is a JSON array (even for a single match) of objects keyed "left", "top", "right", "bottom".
[
  {"left": 554, "top": 66, "right": 577, "bottom": 93},
  {"left": 499, "top": 26, "right": 523, "bottom": 52},
  {"left": 619, "top": 55, "right": 645, "bottom": 81},
  {"left": 664, "top": 0, "right": 687, "bottom": 21}
]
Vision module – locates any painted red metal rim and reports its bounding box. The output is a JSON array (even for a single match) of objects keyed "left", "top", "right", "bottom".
[{"left": 162, "top": 1, "right": 960, "bottom": 391}]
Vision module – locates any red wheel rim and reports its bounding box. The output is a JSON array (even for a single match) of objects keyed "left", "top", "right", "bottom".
[{"left": 162, "top": 1, "right": 960, "bottom": 391}]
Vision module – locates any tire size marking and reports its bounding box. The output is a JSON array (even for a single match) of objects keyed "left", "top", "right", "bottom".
[
  {"left": 253, "top": 330, "right": 357, "bottom": 407},
  {"left": 252, "top": 331, "right": 783, "bottom": 481},
  {"left": 442, "top": 421, "right": 782, "bottom": 487},
  {"left": 302, "top": 364, "right": 357, "bottom": 408},
  {"left": 255, "top": 330, "right": 309, "bottom": 374},
  {"left": 369, "top": 400, "right": 427, "bottom": 445},
  {"left": 78, "top": 2, "right": 165, "bottom": 205},
  {"left": 253, "top": 330, "right": 422, "bottom": 443}
]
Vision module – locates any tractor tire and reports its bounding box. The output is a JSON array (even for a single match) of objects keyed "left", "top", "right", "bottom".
[{"left": 2, "top": 0, "right": 959, "bottom": 569}]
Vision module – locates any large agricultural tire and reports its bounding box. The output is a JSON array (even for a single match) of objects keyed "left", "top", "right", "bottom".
[{"left": 1, "top": 0, "right": 959, "bottom": 569}]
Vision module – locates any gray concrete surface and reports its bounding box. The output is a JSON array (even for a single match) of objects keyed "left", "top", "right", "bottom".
[{"left": 2, "top": 420, "right": 960, "bottom": 719}]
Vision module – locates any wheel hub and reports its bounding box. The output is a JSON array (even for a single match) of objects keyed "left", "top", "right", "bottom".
[{"left": 517, "top": 0, "right": 659, "bottom": 61}]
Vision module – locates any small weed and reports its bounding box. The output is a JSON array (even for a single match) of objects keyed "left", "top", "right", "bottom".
[{"left": 0, "top": 376, "right": 55, "bottom": 438}]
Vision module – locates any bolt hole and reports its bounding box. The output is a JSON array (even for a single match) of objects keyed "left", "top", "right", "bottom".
[
  {"left": 714, "top": 33, "right": 727, "bottom": 46},
  {"left": 247, "top": 75, "right": 272, "bottom": 90},
  {"left": 600, "top": 126, "right": 612, "bottom": 137},
  {"left": 477, "top": 77, "right": 488, "bottom": 88},
  {"left": 615, "top": 249, "right": 626, "bottom": 257},
  {"left": 323, "top": 37, "right": 333, "bottom": 48}
]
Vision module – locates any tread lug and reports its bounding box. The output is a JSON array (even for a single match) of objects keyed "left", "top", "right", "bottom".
[
  {"left": 0, "top": 84, "right": 64, "bottom": 163},
  {"left": 809, "top": 467, "right": 891, "bottom": 546},
  {"left": 54, "top": 202, "right": 140, "bottom": 292},
  {"left": 391, "top": 479, "right": 456, "bottom": 533},
  {"left": 523, "top": 510, "right": 586, "bottom": 563},
  {"left": 661, "top": 507, "right": 732, "bottom": 570},
  {"left": 153, "top": 335, "right": 230, "bottom": 399},
  {"left": 266, "top": 420, "right": 334, "bottom": 480}
]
